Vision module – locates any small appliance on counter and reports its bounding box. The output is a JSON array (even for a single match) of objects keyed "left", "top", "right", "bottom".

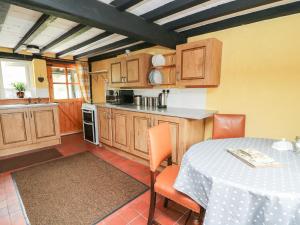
[
  {"left": 158, "top": 90, "right": 169, "bottom": 108},
  {"left": 106, "top": 89, "right": 134, "bottom": 105}
]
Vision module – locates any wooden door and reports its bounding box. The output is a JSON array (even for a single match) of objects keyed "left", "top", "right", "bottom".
[
  {"left": 154, "top": 115, "right": 182, "bottom": 164},
  {"left": 98, "top": 107, "right": 112, "bottom": 146},
  {"left": 131, "top": 112, "right": 152, "bottom": 159},
  {"left": 125, "top": 58, "right": 139, "bottom": 83},
  {"left": 110, "top": 59, "right": 123, "bottom": 83},
  {"left": 47, "top": 63, "right": 83, "bottom": 135},
  {"left": 112, "top": 109, "right": 131, "bottom": 152},
  {"left": 176, "top": 38, "right": 222, "bottom": 86},
  {"left": 0, "top": 109, "right": 32, "bottom": 149},
  {"left": 29, "top": 106, "right": 60, "bottom": 143}
]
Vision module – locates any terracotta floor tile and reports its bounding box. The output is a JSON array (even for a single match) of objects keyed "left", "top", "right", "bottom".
[
  {"left": 127, "top": 215, "right": 147, "bottom": 225},
  {"left": 102, "top": 213, "right": 127, "bottom": 225},
  {"left": 0, "top": 215, "right": 11, "bottom": 225}
]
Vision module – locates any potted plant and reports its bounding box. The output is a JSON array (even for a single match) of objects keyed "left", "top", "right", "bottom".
[{"left": 12, "top": 82, "right": 26, "bottom": 98}]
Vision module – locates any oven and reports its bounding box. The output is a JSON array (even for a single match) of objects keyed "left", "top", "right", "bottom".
[{"left": 82, "top": 104, "right": 99, "bottom": 145}]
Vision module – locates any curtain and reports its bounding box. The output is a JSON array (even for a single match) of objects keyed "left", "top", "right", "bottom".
[{"left": 76, "top": 61, "right": 91, "bottom": 103}]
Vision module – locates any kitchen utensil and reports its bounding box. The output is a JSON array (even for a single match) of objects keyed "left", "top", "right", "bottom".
[
  {"left": 142, "top": 96, "right": 148, "bottom": 107},
  {"left": 272, "top": 139, "right": 294, "bottom": 151},
  {"left": 158, "top": 89, "right": 169, "bottom": 108},
  {"left": 147, "top": 97, "right": 153, "bottom": 107},
  {"left": 133, "top": 95, "right": 142, "bottom": 106},
  {"left": 152, "top": 54, "right": 165, "bottom": 67}
]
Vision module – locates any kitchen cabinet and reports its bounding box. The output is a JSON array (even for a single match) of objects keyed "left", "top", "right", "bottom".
[
  {"left": 0, "top": 108, "right": 32, "bottom": 149},
  {"left": 130, "top": 112, "right": 152, "bottom": 159},
  {"left": 108, "top": 53, "right": 151, "bottom": 88},
  {"left": 0, "top": 105, "right": 61, "bottom": 157},
  {"left": 111, "top": 109, "right": 131, "bottom": 152},
  {"left": 176, "top": 38, "right": 222, "bottom": 87},
  {"left": 29, "top": 106, "right": 60, "bottom": 143},
  {"left": 97, "top": 106, "right": 205, "bottom": 164},
  {"left": 98, "top": 107, "right": 112, "bottom": 146}
]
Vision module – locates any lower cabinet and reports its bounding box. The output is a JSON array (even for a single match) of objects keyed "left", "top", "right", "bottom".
[
  {"left": 112, "top": 109, "right": 131, "bottom": 152},
  {"left": 0, "top": 106, "right": 61, "bottom": 156},
  {"left": 98, "top": 107, "right": 204, "bottom": 164}
]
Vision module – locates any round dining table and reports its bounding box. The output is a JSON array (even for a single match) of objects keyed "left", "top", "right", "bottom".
[{"left": 173, "top": 138, "right": 300, "bottom": 225}]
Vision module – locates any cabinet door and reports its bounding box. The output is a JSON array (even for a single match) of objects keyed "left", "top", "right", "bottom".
[
  {"left": 29, "top": 106, "right": 60, "bottom": 143},
  {"left": 176, "top": 38, "right": 222, "bottom": 86},
  {"left": 154, "top": 115, "right": 182, "bottom": 164},
  {"left": 125, "top": 58, "right": 139, "bottom": 83},
  {"left": 98, "top": 107, "right": 112, "bottom": 146},
  {"left": 110, "top": 60, "right": 122, "bottom": 83},
  {"left": 112, "top": 109, "right": 131, "bottom": 152},
  {"left": 131, "top": 112, "right": 151, "bottom": 159},
  {"left": 0, "top": 109, "right": 32, "bottom": 149}
]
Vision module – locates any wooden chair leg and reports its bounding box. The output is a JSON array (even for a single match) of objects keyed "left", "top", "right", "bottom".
[
  {"left": 184, "top": 210, "right": 192, "bottom": 225},
  {"left": 147, "top": 191, "right": 157, "bottom": 225},
  {"left": 163, "top": 197, "right": 169, "bottom": 208}
]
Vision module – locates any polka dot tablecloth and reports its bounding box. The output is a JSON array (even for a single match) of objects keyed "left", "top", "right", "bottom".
[{"left": 173, "top": 138, "right": 300, "bottom": 225}]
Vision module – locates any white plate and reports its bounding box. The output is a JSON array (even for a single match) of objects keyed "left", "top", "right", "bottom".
[
  {"left": 152, "top": 54, "right": 165, "bottom": 67},
  {"left": 152, "top": 70, "right": 162, "bottom": 84},
  {"left": 149, "top": 70, "right": 155, "bottom": 84}
]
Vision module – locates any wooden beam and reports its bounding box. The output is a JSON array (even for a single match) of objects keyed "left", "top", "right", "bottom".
[
  {"left": 181, "top": 1, "right": 300, "bottom": 37},
  {"left": 76, "top": 38, "right": 137, "bottom": 58},
  {"left": 56, "top": 31, "right": 113, "bottom": 57},
  {"left": 163, "top": 0, "right": 280, "bottom": 31},
  {"left": 111, "top": 0, "right": 143, "bottom": 11},
  {"left": 0, "top": 2, "right": 10, "bottom": 32},
  {"left": 142, "top": 0, "right": 208, "bottom": 22},
  {"left": 13, "top": 14, "right": 56, "bottom": 52},
  {"left": 3, "top": 0, "right": 186, "bottom": 49},
  {"left": 88, "top": 42, "right": 154, "bottom": 62},
  {"left": 40, "top": 24, "right": 90, "bottom": 53}
]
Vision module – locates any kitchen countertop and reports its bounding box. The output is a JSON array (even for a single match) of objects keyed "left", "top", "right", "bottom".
[
  {"left": 0, "top": 103, "right": 58, "bottom": 110},
  {"left": 97, "top": 103, "right": 217, "bottom": 120}
]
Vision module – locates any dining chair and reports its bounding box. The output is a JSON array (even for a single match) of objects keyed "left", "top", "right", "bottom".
[
  {"left": 212, "top": 114, "right": 246, "bottom": 139},
  {"left": 147, "top": 123, "right": 205, "bottom": 225}
]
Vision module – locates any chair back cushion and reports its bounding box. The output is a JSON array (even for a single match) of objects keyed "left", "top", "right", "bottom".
[
  {"left": 212, "top": 114, "right": 246, "bottom": 139},
  {"left": 148, "top": 123, "right": 172, "bottom": 172}
]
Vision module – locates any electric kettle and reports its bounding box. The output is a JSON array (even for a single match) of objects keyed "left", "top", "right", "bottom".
[{"left": 158, "top": 90, "right": 169, "bottom": 108}]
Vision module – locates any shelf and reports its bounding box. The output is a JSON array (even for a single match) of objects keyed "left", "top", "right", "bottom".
[
  {"left": 89, "top": 70, "right": 108, "bottom": 74},
  {"left": 151, "top": 64, "right": 175, "bottom": 69}
]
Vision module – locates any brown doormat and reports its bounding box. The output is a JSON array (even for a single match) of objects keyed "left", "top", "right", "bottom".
[
  {"left": 13, "top": 152, "right": 148, "bottom": 225},
  {"left": 0, "top": 148, "right": 63, "bottom": 173}
]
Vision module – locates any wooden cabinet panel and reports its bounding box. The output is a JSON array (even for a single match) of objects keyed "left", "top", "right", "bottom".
[
  {"left": 112, "top": 109, "right": 131, "bottom": 152},
  {"left": 110, "top": 60, "right": 122, "bottom": 83},
  {"left": 131, "top": 112, "right": 151, "bottom": 159},
  {"left": 30, "top": 106, "right": 60, "bottom": 143},
  {"left": 154, "top": 116, "right": 182, "bottom": 164},
  {"left": 0, "top": 109, "right": 32, "bottom": 149},
  {"left": 98, "top": 107, "right": 112, "bottom": 146},
  {"left": 176, "top": 38, "right": 222, "bottom": 87},
  {"left": 126, "top": 58, "right": 139, "bottom": 83}
]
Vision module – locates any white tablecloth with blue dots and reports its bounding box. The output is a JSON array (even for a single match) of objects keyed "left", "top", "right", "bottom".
[{"left": 173, "top": 138, "right": 300, "bottom": 225}]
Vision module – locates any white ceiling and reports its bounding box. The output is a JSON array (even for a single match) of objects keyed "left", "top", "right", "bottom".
[{"left": 0, "top": 0, "right": 298, "bottom": 58}]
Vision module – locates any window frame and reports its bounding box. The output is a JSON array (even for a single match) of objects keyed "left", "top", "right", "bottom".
[
  {"left": 0, "top": 59, "right": 33, "bottom": 99},
  {"left": 47, "top": 63, "right": 82, "bottom": 102}
]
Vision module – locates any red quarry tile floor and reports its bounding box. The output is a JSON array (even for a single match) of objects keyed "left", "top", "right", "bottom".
[{"left": 0, "top": 133, "right": 201, "bottom": 225}]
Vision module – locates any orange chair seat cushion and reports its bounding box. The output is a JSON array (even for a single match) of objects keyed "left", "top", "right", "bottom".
[{"left": 154, "top": 165, "right": 200, "bottom": 213}]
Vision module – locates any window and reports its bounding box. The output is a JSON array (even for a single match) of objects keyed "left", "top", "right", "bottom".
[
  {"left": 50, "top": 65, "right": 81, "bottom": 100},
  {"left": 0, "top": 59, "right": 32, "bottom": 99}
]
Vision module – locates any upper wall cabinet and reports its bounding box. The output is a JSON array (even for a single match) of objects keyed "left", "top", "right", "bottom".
[
  {"left": 176, "top": 38, "right": 222, "bottom": 87},
  {"left": 108, "top": 53, "right": 151, "bottom": 88}
]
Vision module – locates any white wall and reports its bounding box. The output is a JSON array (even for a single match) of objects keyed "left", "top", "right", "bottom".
[{"left": 133, "top": 88, "right": 207, "bottom": 109}]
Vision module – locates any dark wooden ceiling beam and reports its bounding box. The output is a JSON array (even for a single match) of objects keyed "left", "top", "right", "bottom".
[
  {"left": 181, "top": 1, "right": 300, "bottom": 37},
  {"left": 163, "top": 0, "right": 280, "bottom": 31},
  {"left": 88, "top": 42, "right": 155, "bottom": 62},
  {"left": 142, "top": 0, "right": 208, "bottom": 22},
  {"left": 13, "top": 14, "right": 56, "bottom": 52},
  {"left": 3, "top": 0, "right": 185, "bottom": 49},
  {"left": 76, "top": 38, "right": 138, "bottom": 58},
  {"left": 0, "top": 2, "right": 10, "bottom": 32},
  {"left": 56, "top": 31, "right": 113, "bottom": 57},
  {"left": 40, "top": 24, "right": 89, "bottom": 53},
  {"left": 111, "top": 0, "right": 143, "bottom": 11}
]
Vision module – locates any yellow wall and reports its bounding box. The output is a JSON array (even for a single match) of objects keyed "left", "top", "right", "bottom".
[{"left": 190, "top": 13, "right": 300, "bottom": 140}]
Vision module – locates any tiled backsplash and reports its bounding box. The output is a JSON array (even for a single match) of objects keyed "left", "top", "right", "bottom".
[{"left": 133, "top": 88, "right": 206, "bottom": 109}]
